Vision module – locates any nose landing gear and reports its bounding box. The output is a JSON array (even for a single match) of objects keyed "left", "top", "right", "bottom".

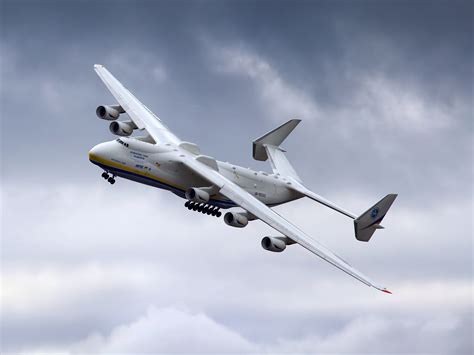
[
  {"left": 185, "top": 201, "right": 221, "bottom": 217},
  {"left": 101, "top": 171, "right": 116, "bottom": 184}
]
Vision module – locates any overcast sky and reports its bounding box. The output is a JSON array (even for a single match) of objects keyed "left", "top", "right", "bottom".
[{"left": 1, "top": 0, "right": 472, "bottom": 353}]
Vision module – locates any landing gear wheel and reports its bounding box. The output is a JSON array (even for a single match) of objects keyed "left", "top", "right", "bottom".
[
  {"left": 182, "top": 201, "right": 222, "bottom": 218},
  {"left": 101, "top": 172, "right": 109, "bottom": 179},
  {"left": 108, "top": 177, "right": 115, "bottom": 184}
]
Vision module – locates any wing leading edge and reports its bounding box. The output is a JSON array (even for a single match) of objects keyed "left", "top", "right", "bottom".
[
  {"left": 94, "top": 64, "right": 180, "bottom": 144},
  {"left": 181, "top": 155, "right": 391, "bottom": 294}
]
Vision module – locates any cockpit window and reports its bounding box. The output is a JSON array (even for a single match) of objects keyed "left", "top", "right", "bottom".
[{"left": 116, "top": 138, "right": 129, "bottom": 147}]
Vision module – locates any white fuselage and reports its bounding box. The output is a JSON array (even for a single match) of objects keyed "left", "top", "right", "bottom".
[{"left": 89, "top": 137, "right": 302, "bottom": 208}]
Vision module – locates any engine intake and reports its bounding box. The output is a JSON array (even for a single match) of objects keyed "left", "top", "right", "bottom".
[
  {"left": 96, "top": 105, "right": 123, "bottom": 120},
  {"left": 224, "top": 212, "right": 248, "bottom": 228},
  {"left": 185, "top": 188, "right": 210, "bottom": 204},
  {"left": 109, "top": 121, "right": 135, "bottom": 136},
  {"left": 261, "top": 236, "right": 295, "bottom": 252}
]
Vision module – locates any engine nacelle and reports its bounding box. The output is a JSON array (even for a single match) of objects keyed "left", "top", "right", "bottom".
[
  {"left": 224, "top": 212, "right": 248, "bottom": 228},
  {"left": 261, "top": 236, "right": 294, "bottom": 252},
  {"left": 96, "top": 105, "right": 123, "bottom": 120},
  {"left": 109, "top": 121, "right": 135, "bottom": 137},
  {"left": 185, "top": 188, "right": 210, "bottom": 203}
]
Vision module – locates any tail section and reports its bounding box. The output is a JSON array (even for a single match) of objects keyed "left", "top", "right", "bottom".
[
  {"left": 253, "top": 119, "right": 301, "bottom": 181},
  {"left": 254, "top": 120, "right": 397, "bottom": 243},
  {"left": 354, "top": 194, "right": 397, "bottom": 242},
  {"left": 289, "top": 181, "right": 397, "bottom": 242}
]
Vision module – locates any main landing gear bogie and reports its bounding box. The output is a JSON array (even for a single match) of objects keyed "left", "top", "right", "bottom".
[
  {"left": 185, "top": 201, "right": 222, "bottom": 217},
  {"left": 101, "top": 171, "right": 116, "bottom": 185}
]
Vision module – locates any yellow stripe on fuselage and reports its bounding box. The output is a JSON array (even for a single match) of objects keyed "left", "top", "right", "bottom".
[{"left": 88, "top": 152, "right": 186, "bottom": 191}]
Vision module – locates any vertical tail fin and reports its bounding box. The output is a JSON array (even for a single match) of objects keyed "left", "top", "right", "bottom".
[
  {"left": 354, "top": 194, "right": 398, "bottom": 242},
  {"left": 253, "top": 119, "right": 301, "bottom": 181}
]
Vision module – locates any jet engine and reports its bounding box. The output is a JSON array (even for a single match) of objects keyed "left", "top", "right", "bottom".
[
  {"left": 224, "top": 212, "right": 248, "bottom": 228},
  {"left": 261, "top": 236, "right": 294, "bottom": 252},
  {"left": 96, "top": 105, "right": 123, "bottom": 120},
  {"left": 185, "top": 188, "right": 210, "bottom": 203},
  {"left": 109, "top": 121, "right": 135, "bottom": 137}
]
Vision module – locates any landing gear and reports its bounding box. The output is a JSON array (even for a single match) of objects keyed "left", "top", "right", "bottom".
[
  {"left": 101, "top": 171, "right": 116, "bottom": 184},
  {"left": 184, "top": 201, "right": 221, "bottom": 217}
]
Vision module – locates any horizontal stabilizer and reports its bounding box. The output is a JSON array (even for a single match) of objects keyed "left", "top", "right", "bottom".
[
  {"left": 288, "top": 180, "right": 357, "bottom": 219},
  {"left": 354, "top": 194, "right": 397, "bottom": 242}
]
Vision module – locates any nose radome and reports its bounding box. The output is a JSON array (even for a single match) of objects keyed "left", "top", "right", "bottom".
[{"left": 89, "top": 142, "right": 108, "bottom": 162}]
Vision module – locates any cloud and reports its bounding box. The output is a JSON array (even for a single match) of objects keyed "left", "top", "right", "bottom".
[
  {"left": 210, "top": 43, "right": 461, "bottom": 132},
  {"left": 15, "top": 305, "right": 472, "bottom": 354},
  {"left": 1, "top": 183, "right": 472, "bottom": 353},
  {"left": 340, "top": 72, "right": 455, "bottom": 131},
  {"left": 272, "top": 313, "right": 473, "bottom": 354},
  {"left": 211, "top": 45, "right": 321, "bottom": 122},
  {"left": 69, "top": 306, "right": 256, "bottom": 353}
]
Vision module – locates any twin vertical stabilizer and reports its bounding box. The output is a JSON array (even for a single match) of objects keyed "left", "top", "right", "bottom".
[{"left": 253, "top": 119, "right": 302, "bottom": 182}]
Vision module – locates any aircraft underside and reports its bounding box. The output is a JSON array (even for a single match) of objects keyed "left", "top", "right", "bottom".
[{"left": 91, "top": 158, "right": 238, "bottom": 216}]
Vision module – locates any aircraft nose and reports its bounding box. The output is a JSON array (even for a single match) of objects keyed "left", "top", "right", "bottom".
[{"left": 88, "top": 143, "right": 107, "bottom": 162}]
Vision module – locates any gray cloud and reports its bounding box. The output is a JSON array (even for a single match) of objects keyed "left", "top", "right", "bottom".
[
  {"left": 1, "top": 0, "right": 471, "bottom": 206},
  {"left": 16, "top": 307, "right": 472, "bottom": 354},
  {"left": 2, "top": 183, "right": 472, "bottom": 352}
]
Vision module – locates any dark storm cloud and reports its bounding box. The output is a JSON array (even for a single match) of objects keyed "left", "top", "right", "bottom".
[{"left": 1, "top": 0, "right": 471, "bottom": 207}]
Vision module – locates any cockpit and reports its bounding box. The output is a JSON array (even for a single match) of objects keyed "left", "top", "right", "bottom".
[{"left": 116, "top": 138, "right": 129, "bottom": 147}]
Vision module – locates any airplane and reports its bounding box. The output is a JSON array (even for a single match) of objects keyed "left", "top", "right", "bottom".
[{"left": 89, "top": 64, "right": 397, "bottom": 293}]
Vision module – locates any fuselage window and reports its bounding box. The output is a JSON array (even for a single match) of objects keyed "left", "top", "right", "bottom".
[{"left": 116, "top": 138, "right": 129, "bottom": 147}]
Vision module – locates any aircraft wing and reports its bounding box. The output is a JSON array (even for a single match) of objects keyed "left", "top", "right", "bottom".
[
  {"left": 180, "top": 155, "right": 392, "bottom": 294},
  {"left": 94, "top": 64, "right": 181, "bottom": 144}
]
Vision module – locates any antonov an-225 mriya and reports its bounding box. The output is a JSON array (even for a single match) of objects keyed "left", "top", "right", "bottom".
[{"left": 89, "top": 64, "right": 397, "bottom": 293}]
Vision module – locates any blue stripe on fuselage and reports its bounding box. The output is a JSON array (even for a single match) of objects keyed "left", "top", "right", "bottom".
[{"left": 90, "top": 159, "right": 237, "bottom": 208}]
